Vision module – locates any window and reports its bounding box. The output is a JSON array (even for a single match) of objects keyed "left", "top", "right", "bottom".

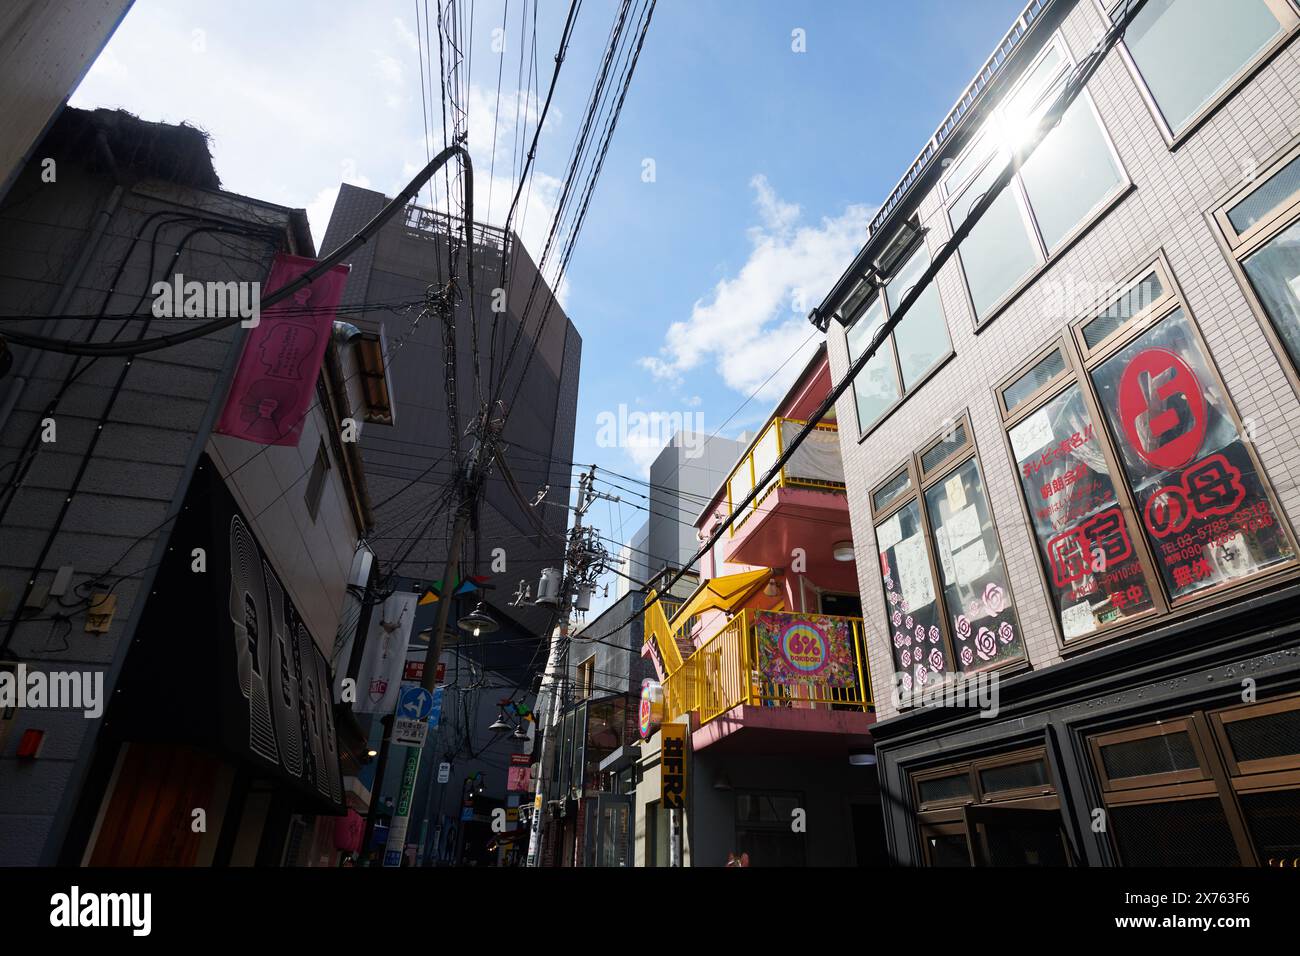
[
  {"left": 1111, "top": 0, "right": 1298, "bottom": 139},
  {"left": 1089, "top": 307, "right": 1294, "bottom": 600},
  {"left": 911, "top": 747, "right": 1069, "bottom": 867},
  {"left": 304, "top": 438, "right": 331, "bottom": 521},
  {"left": 871, "top": 414, "right": 1025, "bottom": 701},
  {"left": 577, "top": 657, "right": 595, "bottom": 701},
  {"left": 942, "top": 35, "right": 1127, "bottom": 322},
  {"left": 886, "top": 242, "right": 952, "bottom": 389},
  {"left": 1091, "top": 694, "right": 1300, "bottom": 866},
  {"left": 734, "top": 791, "right": 806, "bottom": 867},
  {"left": 845, "top": 239, "right": 953, "bottom": 435},
  {"left": 1215, "top": 140, "right": 1300, "bottom": 399},
  {"left": 997, "top": 256, "right": 1297, "bottom": 647}
]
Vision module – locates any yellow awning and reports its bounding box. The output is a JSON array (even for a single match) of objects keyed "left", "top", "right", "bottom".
[
  {"left": 667, "top": 567, "right": 772, "bottom": 629},
  {"left": 645, "top": 568, "right": 773, "bottom": 676}
]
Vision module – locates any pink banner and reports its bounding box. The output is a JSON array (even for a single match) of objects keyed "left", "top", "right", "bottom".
[{"left": 213, "top": 253, "right": 350, "bottom": 446}]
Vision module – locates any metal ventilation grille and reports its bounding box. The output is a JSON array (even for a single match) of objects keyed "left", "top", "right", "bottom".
[
  {"left": 1110, "top": 799, "right": 1240, "bottom": 866},
  {"left": 1229, "top": 155, "right": 1300, "bottom": 233},
  {"left": 872, "top": 468, "right": 911, "bottom": 513},
  {"left": 1082, "top": 271, "right": 1163, "bottom": 349},
  {"left": 1239, "top": 790, "right": 1300, "bottom": 864},
  {"left": 1099, "top": 731, "right": 1198, "bottom": 779},
  {"left": 920, "top": 424, "right": 967, "bottom": 476},
  {"left": 917, "top": 773, "right": 972, "bottom": 804},
  {"left": 1002, "top": 349, "right": 1066, "bottom": 413},
  {"left": 979, "top": 759, "right": 1048, "bottom": 794},
  {"left": 1224, "top": 709, "right": 1300, "bottom": 764}
]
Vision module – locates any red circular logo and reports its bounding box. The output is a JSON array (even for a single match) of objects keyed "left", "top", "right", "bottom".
[{"left": 1118, "top": 348, "right": 1205, "bottom": 471}]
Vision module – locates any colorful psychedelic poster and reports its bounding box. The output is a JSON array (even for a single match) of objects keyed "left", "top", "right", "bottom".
[{"left": 753, "top": 612, "right": 857, "bottom": 689}]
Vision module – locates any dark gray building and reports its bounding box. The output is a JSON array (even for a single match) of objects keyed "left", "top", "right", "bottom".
[
  {"left": 318, "top": 185, "right": 580, "bottom": 866},
  {"left": 319, "top": 184, "right": 581, "bottom": 667},
  {"left": 0, "top": 108, "right": 387, "bottom": 866}
]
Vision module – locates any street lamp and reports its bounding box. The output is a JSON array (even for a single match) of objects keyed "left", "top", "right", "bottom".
[
  {"left": 489, "top": 713, "right": 512, "bottom": 733},
  {"left": 458, "top": 602, "right": 498, "bottom": 637}
]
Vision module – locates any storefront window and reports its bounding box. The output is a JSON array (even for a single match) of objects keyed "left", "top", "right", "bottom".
[
  {"left": 1008, "top": 382, "right": 1155, "bottom": 637},
  {"left": 923, "top": 457, "right": 1024, "bottom": 672},
  {"left": 1090, "top": 307, "right": 1294, "bottom": 599},
  {"left": 876, "top": 499, "right": 949, "bottom": 693},
  {"left": 873, "top": 416, "right": 1025, "bottom": 699},
  {"left": 1242, "top": 218, "right": 1300, "bottom": 367}
]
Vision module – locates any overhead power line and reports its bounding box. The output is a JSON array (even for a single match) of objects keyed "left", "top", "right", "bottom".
[{"left": 570, "top": 0, "right": 1153, "bottom": 647}]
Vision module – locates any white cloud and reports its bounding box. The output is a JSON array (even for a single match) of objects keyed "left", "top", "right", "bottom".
[
  {"left": 68, "top": 2, "right": 568, "bottom": 261},
  {"left": 641, "top": 175, "right": 872, "bottom": 401}
]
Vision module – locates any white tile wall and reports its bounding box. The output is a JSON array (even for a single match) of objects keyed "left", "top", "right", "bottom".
[{"left": 829, "top": 6, "right": 1300, "bottom": 720}]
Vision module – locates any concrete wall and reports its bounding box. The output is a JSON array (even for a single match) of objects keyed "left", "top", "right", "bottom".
[
  {"left": 0, "top": 125, "right": 357, "bottom": 864},
  {"left": 568, "top": 590, "right": 647, "bottom": 701},
  {"left": 647, "top": 433, "right": 744, "bottom": 579},
  {"left": 0, "top": 0, "right": 134, "bottom": 201},
  {"left": 826, "top": 2, "right": 1300, "bottom": 720}
]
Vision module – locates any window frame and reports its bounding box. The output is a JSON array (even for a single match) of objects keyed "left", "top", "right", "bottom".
[
  {"left": 1087, "top": 698, "right": 1300, "bottom": 867},
  {"left": 992, "top": 252, "right": 1300, "bottom": 653},
  {"left": 1096, "top": 0, "right": 1300, "bottom": 150},
  {"left": 1208, "top": 693, "right": 1300, "bottom": 779},
  {"left": 304, "top": 438, "right": 332, "bottom": 521},
  {"left": 1210, "top": 134, "right": 1300, "bottom": 406},
  {"left": 577, "top": 656, "right": 596, "bottom": 701},
  {"left": 844, "top": 234, "right": 956, "bottom": 442},
  {"left": 939, "top": 31, "right": 1133, "bottom": 330},
  {"left": 910, "top": 746, "right": 1065, "bottom": 866},
  {"left": 1089, "top": 717, "right": 1218, "bottom": 795},
  {"left": 869, "top": 411, "right": 1028, "bottom": 706}
]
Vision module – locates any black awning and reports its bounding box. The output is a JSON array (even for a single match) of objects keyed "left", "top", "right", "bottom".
[{"left": 113, "top": 454, "right": 345, "bottom": 813}]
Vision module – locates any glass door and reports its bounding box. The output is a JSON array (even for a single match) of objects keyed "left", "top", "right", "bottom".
[{"left": 594, "top": 793, "right": 634, "bottom": 867}]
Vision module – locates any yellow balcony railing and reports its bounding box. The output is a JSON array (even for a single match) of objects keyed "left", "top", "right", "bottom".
[
  {"left": 725, "top": 417, "right": 845, "bottom": 534},
  {"left": 664, "top": 609, "right": 873, "bottom": 726}
]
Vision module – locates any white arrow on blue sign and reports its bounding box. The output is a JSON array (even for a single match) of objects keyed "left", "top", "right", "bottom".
[{"left": 398, "top": 686, "right": 435, "bottom": 722}]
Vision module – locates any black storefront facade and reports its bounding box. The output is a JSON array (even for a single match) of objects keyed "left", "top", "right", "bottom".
[
  {"left": 872, "top": 579, "right": 1300, "bottom": 867},
  {"left": 62, "top": 456, "right": 349, "bottom": 866}
]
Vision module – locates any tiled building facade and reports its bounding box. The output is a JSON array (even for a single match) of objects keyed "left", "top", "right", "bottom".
[{"left": 820, "top": 0, "right": 1300, "bottom": 865}]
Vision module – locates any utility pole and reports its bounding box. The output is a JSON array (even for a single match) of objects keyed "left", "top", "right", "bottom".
[
  {"left": 524, "top": 467, "right": 614, "bottom": 866},
  {"left": 383, "top": 401, "right": 503, "bottom": 867}
]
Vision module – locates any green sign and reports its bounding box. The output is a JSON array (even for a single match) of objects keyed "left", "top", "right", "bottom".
[{"left": 396, "top": 748, "right": 420, "bottom": 817}]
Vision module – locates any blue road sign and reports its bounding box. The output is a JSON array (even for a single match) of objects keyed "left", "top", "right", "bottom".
[
  {"left": 398, "top": 685, "right": 435, "bottom": 721},
  {"left": 429, "top": 686, "right": 444, "bottom": 728}
]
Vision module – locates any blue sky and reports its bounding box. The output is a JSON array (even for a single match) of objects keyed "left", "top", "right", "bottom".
[{"left": 71, "top": 0, "right": 1028, "bottom": 600}]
